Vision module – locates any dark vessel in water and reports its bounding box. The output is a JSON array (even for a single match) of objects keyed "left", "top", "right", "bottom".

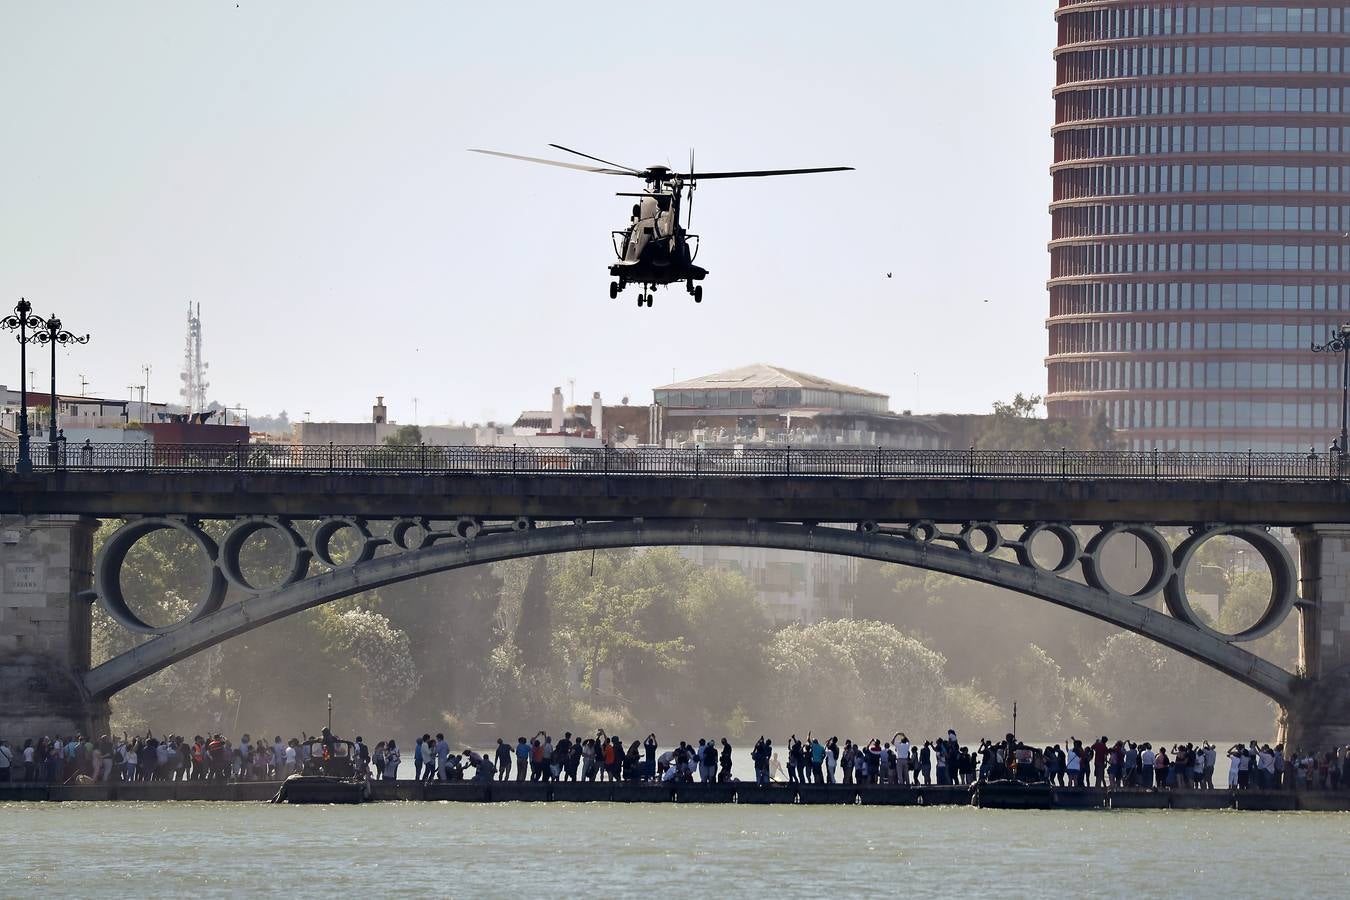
[{"left": 271, "top": 731, "right": 369, "bottom": 804}]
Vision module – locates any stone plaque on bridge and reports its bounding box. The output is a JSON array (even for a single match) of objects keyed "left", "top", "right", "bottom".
[{"left": 5, "top": 562, "right": 46, "bottom": 594}]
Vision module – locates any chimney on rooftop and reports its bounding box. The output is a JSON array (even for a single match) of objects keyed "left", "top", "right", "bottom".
[
  {"left": 373, "top": 396, "right": 387, "bottom": 425},
  {"left": 550, "top": 387, "right": 564, "bottom": 432},
  {"left": 591, "top": 391, "right": 603, "bottom": 434}
]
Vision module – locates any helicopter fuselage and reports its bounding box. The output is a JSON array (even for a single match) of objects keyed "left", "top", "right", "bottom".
[
  {"left": 469, "top": 145, "right": 852, "bottom": 308},
  {"left": 609, "top": 182, "right": 707, "bottom": 290}
]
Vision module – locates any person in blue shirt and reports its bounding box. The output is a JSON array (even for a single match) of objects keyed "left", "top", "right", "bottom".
[
  {"left": 515, "top": 737, "right": 530, "bottom": 782},
  {"left": 809, "top": 737, "right": 826, "bottom": 783},
  {"left": 413, "top": 735, "right": 425, "bottom": 781}
]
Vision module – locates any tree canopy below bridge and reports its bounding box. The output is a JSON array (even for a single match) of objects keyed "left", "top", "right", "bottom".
[{"left": 92, "top": 520, "right": 1296, "bottom": 744}]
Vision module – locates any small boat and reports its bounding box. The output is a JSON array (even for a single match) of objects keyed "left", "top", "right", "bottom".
[{"left": 271, "top": 737, "right": 369, "bottom": 804}]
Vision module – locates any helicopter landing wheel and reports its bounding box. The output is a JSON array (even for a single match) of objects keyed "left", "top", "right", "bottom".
[
  {"left": 693, "top": 285, "right": 703, "bottom": 304},
  {"left": 636, "top": 293, "right": 646, "bottom": 308},
  {"left": 686, "top": 279, "right": 695, "bottom": 294},
  {"left": 609, "top": 281, "right": 619, "bottom": 300}
]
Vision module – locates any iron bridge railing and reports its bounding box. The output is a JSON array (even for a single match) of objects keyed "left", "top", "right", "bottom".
[{"left": 1, "top": 441, "right": 1345, "bottom": 481}]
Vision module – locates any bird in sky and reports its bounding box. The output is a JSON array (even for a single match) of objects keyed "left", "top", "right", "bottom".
[{"left": 886, "top": 272, "right": 893, "bottom": 279}]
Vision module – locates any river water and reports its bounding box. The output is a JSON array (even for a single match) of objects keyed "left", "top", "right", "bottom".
[{"left": 4, "top": 802, "right": 1348, "bottom": 897}]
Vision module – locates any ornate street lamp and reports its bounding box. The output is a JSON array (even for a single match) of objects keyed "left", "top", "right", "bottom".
[
  {"left": 1312, "top": 323, "right": 1350, "bottom": 461},
  {"left": 1, "top": 299, "right": 44, "bottom": 474},
  {"left": 30, "top": 313, "right": 89, "bottom": 466}
]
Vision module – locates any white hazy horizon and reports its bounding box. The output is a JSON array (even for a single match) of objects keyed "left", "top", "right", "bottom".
[{"left": 1, "top": 1, "right": 1057, "bottom": 426}]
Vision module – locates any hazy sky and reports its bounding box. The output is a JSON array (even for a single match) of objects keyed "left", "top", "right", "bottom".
[{"left": 1, "top": 1, "right": 1056, "bottom": 425}]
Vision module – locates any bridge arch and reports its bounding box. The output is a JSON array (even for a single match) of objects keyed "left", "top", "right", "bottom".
[{"left": 84, "top": 519, "right": 1300, "bottom": 705}]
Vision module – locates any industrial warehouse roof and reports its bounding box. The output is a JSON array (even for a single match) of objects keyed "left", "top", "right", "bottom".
[{"left": 654, "top": 364, "right": 887, "bottom": 399}]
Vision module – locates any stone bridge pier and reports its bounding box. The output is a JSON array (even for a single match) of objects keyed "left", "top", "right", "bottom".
[
  {"left": 0, "top": 515, "right": 107, "bottom": 742},
  {"left": 1287, "top": 526, "right": 1350, "bottom": 751}
]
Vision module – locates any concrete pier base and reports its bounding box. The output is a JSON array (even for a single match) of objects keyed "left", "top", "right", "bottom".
[
  {"left": 1287, "top": 526, "right": 1350, "bottom": 751},
  {"left": 0, "top": 515, "right": 106, "bottom": 740}
]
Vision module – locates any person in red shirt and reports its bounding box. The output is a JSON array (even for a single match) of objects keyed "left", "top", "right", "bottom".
[{"left": 1092, "top": 737, "right": 1109, "bottom": 787}]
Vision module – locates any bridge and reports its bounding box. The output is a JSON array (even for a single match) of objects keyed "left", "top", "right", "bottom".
[{"left": 3, "top": 443, "right": 1350, "bottom": 750}]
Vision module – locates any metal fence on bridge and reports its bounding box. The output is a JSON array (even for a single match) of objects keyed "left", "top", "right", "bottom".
[{"left": 0, "top": 441, "right": 1343, "bottom": 480}]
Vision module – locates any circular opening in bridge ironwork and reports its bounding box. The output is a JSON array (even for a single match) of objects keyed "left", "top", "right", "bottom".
[
  {"left": 312, "top": 518, "right": 378, "bottom": 568},
  {"left": 906, "top": 521, "right": 939, "bottom": 544},
  {"left": 219, "top": 518, "right": 310, "bottom": 593},
  {"left": 391, "top": 518, "right": 432, "bottom": 550},
  {"left": 1082, "top": 525, "right": 1173, "bottom": 601},
  {"left": 1019, "top": 524, "right": 1080, "bottom": 574},
  {"left": 961, "top": 522, "right": 1002, "bottom": 555},
  {"left": 95, "top": 518, "right": 226, "bottom": 634},
  {"left": 1165, "top": 527, "right": 1296, "bottom": 643}
]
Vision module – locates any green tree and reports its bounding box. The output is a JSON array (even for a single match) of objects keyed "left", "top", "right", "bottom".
[
  {"left": 670, "top": 565, "right": 771, "bottom": 733},
  {"left": 514, "top": 557, "right": 553, "bottom": 664},
  {"left": 1085, "top": 632, "right": 1275, "bottom": 738},
  {"left": 975, "top": 392, "right": 1115, "bottom": 451},
  {"left": 764, "top": 619, "right": 950, "bottom": 738},
  {"left": 1216, "top": 572, "right": 1300, "bottom": 671},
  {"left": 319, "top": 608, "right": 420, "bottom": 712},
  {"left": 543, "top": 549, "right": 770, "bottom": 732},
  {"left": 378, "top": 566, "right": 504, "bottom": 723},
  {"left": 552, "top": 551, "right": 687, "bottom": 707},
  {"left": 992, "top": 643, "right": 1068, "bottom": 738},
  {"left": 383, "top": 424, "right": 423, "bottom": 447}
]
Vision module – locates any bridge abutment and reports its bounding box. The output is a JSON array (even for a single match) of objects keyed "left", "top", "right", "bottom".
[
  {"left": 0, "top": 515, "right": 107, "bottom": 741},
  {"left": 1286, "top": 526, "right": 1350, "bottom": 751}
]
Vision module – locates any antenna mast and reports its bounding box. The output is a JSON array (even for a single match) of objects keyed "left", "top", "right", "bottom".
[{"left": 179, "top": 302, "right": 209, "bottom": 414}]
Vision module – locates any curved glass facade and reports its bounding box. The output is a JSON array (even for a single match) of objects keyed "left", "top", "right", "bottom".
[{"left": 1048, "top": 1, "right": 1350, "bottom": 450}]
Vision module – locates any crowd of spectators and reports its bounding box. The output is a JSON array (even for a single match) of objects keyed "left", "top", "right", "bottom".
[
  {"left": 0, "top": 732, "right": 329, "bottom": 783},
  {"left": 3, "top": 728, "right": 1347, "bottom": 792}
]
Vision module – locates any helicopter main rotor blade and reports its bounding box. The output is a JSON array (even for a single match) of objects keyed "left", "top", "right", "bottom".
[
  {"left": 468, "top": 148, "right": 639, "bottom": 176},
  {"left": 686, "top": 148, "right": 696, "bottom": 232},
  {"left": 547, "top": 144, "right": 643, "bottom": 175},
  {"left": 675, "top": 166, "right": 854, "bottom": 180}
]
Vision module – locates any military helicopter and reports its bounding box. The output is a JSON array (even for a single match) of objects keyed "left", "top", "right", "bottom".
[{"left": 469, "top": 144, "right": 853, "bottom": 307}]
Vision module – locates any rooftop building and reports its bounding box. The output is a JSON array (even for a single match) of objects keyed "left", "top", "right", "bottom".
[{"left": 653, "top": 363, "right": 944, "bottom": 449}]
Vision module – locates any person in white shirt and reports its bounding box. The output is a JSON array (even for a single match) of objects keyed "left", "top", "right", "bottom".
[
  {"left": 892, "top": 733, "right": 912, "bottom": 785},
  {"left": 1139, "top": 746, "right": 1156, "bottom": 789}
]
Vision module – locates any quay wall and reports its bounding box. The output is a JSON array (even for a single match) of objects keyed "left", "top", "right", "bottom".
[{"left": 3, "top": 781, "right": 1349, "bottom": 811}]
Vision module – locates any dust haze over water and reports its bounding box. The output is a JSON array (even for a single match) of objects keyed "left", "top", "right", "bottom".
[{"left": 107, "top": 524, "right": 1289, "bottom": 748}]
